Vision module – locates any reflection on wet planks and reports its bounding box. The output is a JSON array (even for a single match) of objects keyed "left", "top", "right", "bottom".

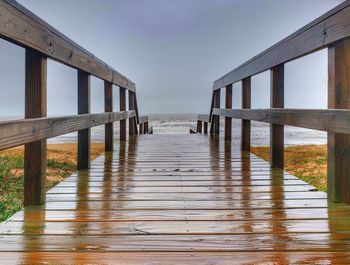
[{"left": 1, "top": 135, "right": 350, "bottom": 264}]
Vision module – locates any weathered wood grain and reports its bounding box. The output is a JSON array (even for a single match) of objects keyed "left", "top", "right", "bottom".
[
  {"left": 119, "top": 87, "right": 126, "bottom": 141},
  {"left": 211, "top": 108, "right": 350, "bottom": 134},
  {"left": 24, "top": 48, "right": 47, "bottom": 206},
  {"left": 128, "top": 91, "right": 137, "bottom": 135},
  {"left": 0, "top": 111, "right": 134, "bottom": 151},
  {"left": 0, "top": 0, "right": 135, "bottom": 91},
  {"left": 224, "top": 84, "right": 232, "bottom": 141},
  {"left": 241, "top": 77, "right": 251, "bottom": 151},
  {"left": 1, "top": 252, "right": 350, "bottom": 265},
  {"left": 213, "top": 0, "right": 350, "bottom": 89},
  {"left": 270, "top": 64, "right": 284, "bottom": 169},
  {"left": 328, "top": 39, "right": 350, "bottom": 204},
  {"left": 2, "top": 134, "right": 350, "bottom": 263},
  {"left": 77, "top": 70, "right": 91, "bottom": 169},
  {"left": 104, "top": 81, "right": 113, "bottom": 151}
]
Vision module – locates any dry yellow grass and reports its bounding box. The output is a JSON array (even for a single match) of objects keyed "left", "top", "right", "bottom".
[
  {"left": 251, "top": 145, "right": 327, "bottom": 191},
  {"left": 0, "top": 143, "right": 104, "bottom": 186},
  {"left": 0, "top": 143, "right": 104, "bottom": 221}
]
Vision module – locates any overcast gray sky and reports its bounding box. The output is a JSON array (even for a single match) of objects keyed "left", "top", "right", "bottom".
[{"left": 0, "top": 0, "right": 343, "bottom": 116}]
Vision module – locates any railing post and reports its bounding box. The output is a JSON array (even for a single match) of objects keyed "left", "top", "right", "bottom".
[
  {"left": 104, "top": 81, "right": 113, "bottom": 151},
  {"left": 270, "top": 64, "right": 284, "bottom": 168},
  {"left": 225, "top": 84, "right": 232, "bottom": 141},
  {"left": 242, "top": 77, "right": 251, "bottom": 151},
  {"left": 203, "top": 122, "right": 208, "bottom": 134},
  {"left": 139, "top": 123, "right": 143, "bottom": 134},
  {"left": 24, "top": 49, "right": 47, "bottom": 206},
  {"left": 328, "top": 39, "right": 350, "bottom": 203},
  {"left": 197, "top": 120, "right": 202, "bottom": 133},
  {"left": 119, "top": 87, "right": 126, "bottom": 141},
  {"left": 77, "top": 70, "right": 91, "bottom": 169},
  {"left": 211, "top": 89, "right": 221, "bottom": 136},
  {"left": 128, "top": 91, "right": 137, "bottom": 135},
  {"left": 145, "top": 121, "right": 149, "bottom": 134}
]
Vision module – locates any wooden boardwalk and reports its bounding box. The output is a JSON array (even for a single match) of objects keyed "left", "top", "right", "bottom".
[{"left": 1, "top": 134, "right": 350, "bottom": 264}]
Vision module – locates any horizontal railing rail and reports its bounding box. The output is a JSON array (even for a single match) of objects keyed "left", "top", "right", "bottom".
[
  {"left": 211, "top": 108, "right": 350, "bottom": 134},
  {"left": 200, "top": 0, "right": 350, "bottom": 204},
  {"left": 190, "top": 114, "right": 209, "bottom": 134},
  {"left": 0, "top": 111, "right": 135, "bottom": 151}
]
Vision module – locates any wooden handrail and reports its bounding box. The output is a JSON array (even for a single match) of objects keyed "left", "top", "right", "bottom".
[
  {"left": 199, "top": 1, "right": 350, "bottom": 204},
  {"left": 197, "top": 114, "right": 209, "bottom": 123},
  {"left": 0, "top": 0, "right": 135, "bottom": 91},
  {"left": 0, "top": 0, "right": 150, "bottom": 206},
  {"left": 0, "top": 111, "right": 135, "bottom": 151},
  {"left": 138, "top": 115, "right": 151, "bottom": 134},
  {"left": 212, "top": 108, "right": 350, "bottom": 134},
  {"left": 213, "top": 0, "right": 350, "bottom": 90}
]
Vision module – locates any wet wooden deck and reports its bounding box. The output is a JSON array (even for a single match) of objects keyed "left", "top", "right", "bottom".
[{"left": 1, "top": 134, "right": 350, "bottom": 264}]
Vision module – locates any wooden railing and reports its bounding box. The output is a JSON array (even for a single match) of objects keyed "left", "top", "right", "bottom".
[
  {"left": 195, "top": 0, "right": 350, "bottom": 204},
  {"left": 139, "top": 116, "right": 152, "bottom": 134},
  {"left": 0, "top": 0, "right": 150, "bottom": 206},
  {"left": 190, "top": 114, "right": 209, "bottom": 134}
]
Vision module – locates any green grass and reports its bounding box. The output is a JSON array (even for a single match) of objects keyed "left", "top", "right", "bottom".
[
  {"left": 0, "top": 156, "right": 24, "bottom": 221},
  {"left": 0, "top": 155, "right": 75, "bottom": 222}
]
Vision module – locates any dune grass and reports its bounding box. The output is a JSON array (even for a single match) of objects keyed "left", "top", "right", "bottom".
[
  {"left": 0, "top": 144, "right": 104, "bottom": 222},
  {"left": 251, "top": 145, "right": 327, "bottom": 192}
]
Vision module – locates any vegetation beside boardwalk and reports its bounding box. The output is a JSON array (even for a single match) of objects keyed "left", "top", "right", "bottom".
[
  {"left": 0, "top": 143, "right": 104, "bottom": 222},
  {"left": 251, "top": 145, "right": 327, "bottom": 192}
]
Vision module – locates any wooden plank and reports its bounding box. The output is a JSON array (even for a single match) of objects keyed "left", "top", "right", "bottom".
[
  {"left": 119, "top": 87, "right": 126, "bottom": 141},
  {"left": 328, "top": 39, "right": 350, "bottom": 203},
  {"left": 49, "top": 185, "right": 314, "bottom": 194},
  {"left": 2, "top": 233, "right": 350, "bottom": 252},
  {"left": 3, "top": 219, "right": 348, "bottom": 235},
  {"left": 24, "top": 48, "right": 47, "bottom": 206},
  {"left": 45, "top": 192, "right": 326, "bottom": 202},
  {"left": 241, "top": 77, "right": 251, "bottom": 151},
  {"left": 104, "top": 81, "right": 113, "bottom": 151},
  {"left": 77, "top": 70, "right": 91, "bottom": 169},
  {"left": 53, "top": 179, "right": 309, "bottom": 187},
  {"left": 1, "top": 252, "right": 350, "bottom": 265},
  {"left": 213, "top": 0, "right": 350, "bottom": 90},
  {"left": 225, "top": 84, "right": 232, "bottom": 141},
  {"left": 36, "top": 199, "right": 330, "bottom": 210},
  {"left": 0, "top": 0, "right": 135, "bottom": 91},
  {"left": 270, "top": 64, "right": 284, "bottom": 169},
  {"left": 11, "top": 208, "right": 350, "bottom": 222}
]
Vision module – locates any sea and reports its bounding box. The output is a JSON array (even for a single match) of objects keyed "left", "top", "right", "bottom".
[{"left": 1, "top": 114, "right": 326, "bottom": 146}]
